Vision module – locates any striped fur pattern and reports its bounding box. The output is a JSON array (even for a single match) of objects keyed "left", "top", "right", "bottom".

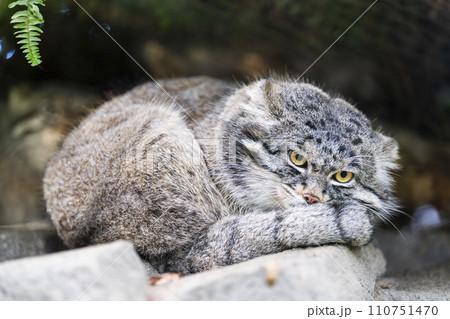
[{"left": 43, "top": 76, "right": 399, "bottom": 273}]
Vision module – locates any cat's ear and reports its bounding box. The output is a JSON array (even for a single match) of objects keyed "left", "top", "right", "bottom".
[
  {"left": 378, "top": 133, "right": 400, "bottom": 170},
  {"left": 262, "top": 79, "right": 285, "bottom": 117}
]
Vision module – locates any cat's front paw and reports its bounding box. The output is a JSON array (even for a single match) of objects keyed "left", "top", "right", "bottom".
[
  {"left": 185, "top": 253, "right": 221, "bottom": 273},
  {"left": 276, "top": 204, "right": 344, "bottom": 247},
  {"left": 336, "top": 202, "right": 373, "bottom": 246}
]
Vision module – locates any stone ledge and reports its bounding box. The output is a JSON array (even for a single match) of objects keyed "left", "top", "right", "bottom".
[
  {"left": 0, "top": 240, "right": 147, "bottom": 300},
  {"left": 0, "top": 220, "right": 67, "bottom": 263},
  {"left": 375, "top": 263, "right": 450, "bottom": 301},
  {"left": 147, "top": 244, "right": 385, "bottom": 301}
]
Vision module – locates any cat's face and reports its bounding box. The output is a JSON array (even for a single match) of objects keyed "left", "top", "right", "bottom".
[{"left": 219, "top": 79, "right": 399, "bottom": 218}]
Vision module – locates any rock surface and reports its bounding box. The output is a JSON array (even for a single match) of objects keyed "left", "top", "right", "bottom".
[
  {"left": 1, "top": 227, "right": 447, "bottom": 301},
  {"left": 375, "top": 263, "right": 450, "bottom": 301},
  {"left": 374, "top": 229, "right": 450, "bottom": 301},
  {"left": 146, "top": 244, "right": 385, "bottom": 301},
  {"left": 0, "top": 220, "right": 66, "bottom": 263},
  {"left": 0, "top": 240, "right": 147, "bottom": 301},
  {"left": 374, "top": 229, "right": 450, "bottom": 275}
]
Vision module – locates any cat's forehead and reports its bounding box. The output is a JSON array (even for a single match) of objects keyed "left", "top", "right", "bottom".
[
  {"left": 276, "top": 85, "right": 376, "bottom": 170},
  {"left": 280, "top": 85, "right": 373, "bottom": 138}
]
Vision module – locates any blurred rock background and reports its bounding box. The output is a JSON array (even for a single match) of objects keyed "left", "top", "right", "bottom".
[{"left": 0, "top": 0, "right": 449, "bottom": 233}]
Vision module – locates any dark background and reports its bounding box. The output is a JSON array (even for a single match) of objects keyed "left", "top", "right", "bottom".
[{"left": 0, "top": 0, "right": 449, "bottom": 231}]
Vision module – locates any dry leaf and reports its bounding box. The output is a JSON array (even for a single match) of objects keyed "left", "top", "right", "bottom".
[
  {"left": 265, "top": 259, "right": 279, "bottom": 286},
  {"left": 149, "top": 272, "right": 184, "bottom": 286}
]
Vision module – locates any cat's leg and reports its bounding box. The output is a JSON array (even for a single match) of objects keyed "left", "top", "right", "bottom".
[
  {"left": 277, "top": 200, "right": 374, "bottom": 248},
  {"left": 183, "top": 201, "right": 372, "bottom": 273}
]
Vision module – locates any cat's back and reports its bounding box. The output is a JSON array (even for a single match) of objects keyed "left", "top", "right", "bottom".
[
  {"left": 43, "top": 77, "right": 230, "bottom": 248},
  {"left": 46, "top": 76, "right": 233, "bottom": 186},
  {"left": 108, "top": 76, "right": 235, "bottom": 126}
]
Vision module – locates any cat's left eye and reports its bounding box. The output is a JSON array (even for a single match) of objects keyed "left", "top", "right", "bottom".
[{"left": 334, "top": 171, "right": 354, "bottom": 183}]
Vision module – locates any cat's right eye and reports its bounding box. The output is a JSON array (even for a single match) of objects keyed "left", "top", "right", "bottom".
[
  {"left": 288, "top": 150, "right": 307, "bottom": 167},
  {"left": 333, "top": 171, "right": 354, "bottom": 183}
]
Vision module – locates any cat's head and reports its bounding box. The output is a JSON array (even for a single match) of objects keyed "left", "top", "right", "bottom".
[{"left": 217, "top": 78, "right": 400, "bottom": 218}]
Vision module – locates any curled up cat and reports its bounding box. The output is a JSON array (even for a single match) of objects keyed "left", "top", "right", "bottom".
[{"left": 43, "top": 76, "right": 399, "bottom": 274}]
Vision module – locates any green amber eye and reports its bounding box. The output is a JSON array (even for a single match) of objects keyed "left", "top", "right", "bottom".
[
  {"left": 334, "top": 171, "right": 354, "bottom": 183},
  {"left": 289, "top": 150, "right": 307, "bottom": 167}
]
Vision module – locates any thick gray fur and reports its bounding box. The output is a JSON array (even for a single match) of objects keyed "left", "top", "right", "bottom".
[{"left": 43, "top": 77, "right": 399, "bottom": 273}]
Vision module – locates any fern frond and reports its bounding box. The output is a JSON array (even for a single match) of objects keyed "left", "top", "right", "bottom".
[{"left": 9, "top": 0, "right": 46, "bottom": 67}]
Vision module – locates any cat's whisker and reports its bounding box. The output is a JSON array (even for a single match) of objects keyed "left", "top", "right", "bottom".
[
  {"left": 384, "top": 205, "right": 411, "bottom": 219},
  {"left": 366, "top": 206, "right": 407, "bottom": 242},
  {"left": 389, "top": 171, "right": 402, "bottom": 177}
]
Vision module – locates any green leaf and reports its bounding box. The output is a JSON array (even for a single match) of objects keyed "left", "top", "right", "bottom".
[
  {"left": 9, "top": 0, "right": 46, "bottom": 67},
  {"left": 12, "top": 22, "right": 28, "bottom": 29},
  {"left": 11, "top": 17, "right": 28, "bottom": 23},
  {"left": 28, "top": 25, "right": 43, "bottom": 32},
  {"left": 14, "top": 29, "right": 28, "bottom": 34},
  {"left": 8, "top": 0, "right": 28, "bottom": 9},
  {"left": 11, "top": 10, "right": 27, "bottom": 19},
  {"left": 30, "top": 4, "right": 43, "bottom": 20}
]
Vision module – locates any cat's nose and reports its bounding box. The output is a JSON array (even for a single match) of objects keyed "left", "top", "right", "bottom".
[{"left": 303, "top": 193, "right": 320, "bottom": 204}]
